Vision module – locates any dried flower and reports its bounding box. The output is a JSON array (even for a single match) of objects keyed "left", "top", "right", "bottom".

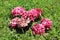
[{"left": 17, "top": 17, "right": 30, "bottom": 27}]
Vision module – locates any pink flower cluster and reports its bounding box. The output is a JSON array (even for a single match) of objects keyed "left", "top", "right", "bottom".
[
  {"left": 41, "top": 18, "right": 52, "bottom": 30},
  {"left": 32, "top": 24, "right": 45, "bottom": 35},
  {"left": 12, "top": 7, "right": 42, "bottom": 21},
  {"left": 10, "top": 17, "right": 30, "bottom": 28},
  {"left": 28, "top": 8, "right": 42, "bottom": 21},
  {"left": 9, "top": 6, "right": 53, "bottom": 35},
  {"left": 12, "top": 7, "right": 28, "bottom": 19},
  {"left": 32, "top": 18, "right": 52, "bottom": 35},
  {"left": 10, "top": 17, "right": 19, "bottom": 28}
]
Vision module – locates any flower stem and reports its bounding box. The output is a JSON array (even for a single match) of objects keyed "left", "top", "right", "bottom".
[
  {"left": 21, "top": 28, "right": 24, "bottom": 33},
  {"left": 40, "top": 15, "right": 44, "bottom": 19}
]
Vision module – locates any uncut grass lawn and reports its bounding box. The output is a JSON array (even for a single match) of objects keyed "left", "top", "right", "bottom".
[{"left": 0, "top": 0, "right": 60, "bottom": 40}]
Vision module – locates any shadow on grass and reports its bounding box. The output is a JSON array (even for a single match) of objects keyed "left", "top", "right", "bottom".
[
  {"left": 9, "top": 14, "right": 14, "bottom": 19},
  {"left": 9, "top": 14, "right": 21, "bottom": 19}
]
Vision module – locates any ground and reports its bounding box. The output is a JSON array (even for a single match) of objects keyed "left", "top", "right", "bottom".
[{"left": 0, "top": 0, "right": 60, "bottom": 40}]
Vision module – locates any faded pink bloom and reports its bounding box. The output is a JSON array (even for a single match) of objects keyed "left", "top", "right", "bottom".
[
  {"left": 10, "top": 17, "right": 19, "bottom": 28},
  {"left": 41, "top": 18, "right": 52, "bottom": 30},
  {"left": 28, "top": 8, "right": 42, "bottom": 21},
  {"left": 17, "top": 17, "right": 30, "bottom": 27},
  {"left": 32, "top": 24, "right": 45, "bottom": 35},
  {"left": 12, "top": 7, "right": 26, "bottom": 17}
]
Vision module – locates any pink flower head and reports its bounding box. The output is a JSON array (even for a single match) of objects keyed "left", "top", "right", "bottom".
[
  {"left": 28, "top": 8, "right": 42, "bottom": 21},
  {"left": 10, "top": 17, "right": 19, "bottom": 28},
  {"left": 41, "top": 18, "right": 52, "bottom": 30},
  {"left": 34, "top": 8, "right": 43, "bottom": 16},
  {"left": 32, "top": 24, "right": 45, "bottom": 35},
  {"left": 12, "top": 7, "right": 26, "bottom": 17},
  {"left": 21, "top": 11, "right": 28, "bottom": 19},
  {"left": 17, "top": 17, "right": 30, "bottom": 27}
]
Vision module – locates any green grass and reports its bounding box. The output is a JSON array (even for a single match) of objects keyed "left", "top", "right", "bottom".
[{"left": 0, "top": 0, "right": 60, "bottom": 40}]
